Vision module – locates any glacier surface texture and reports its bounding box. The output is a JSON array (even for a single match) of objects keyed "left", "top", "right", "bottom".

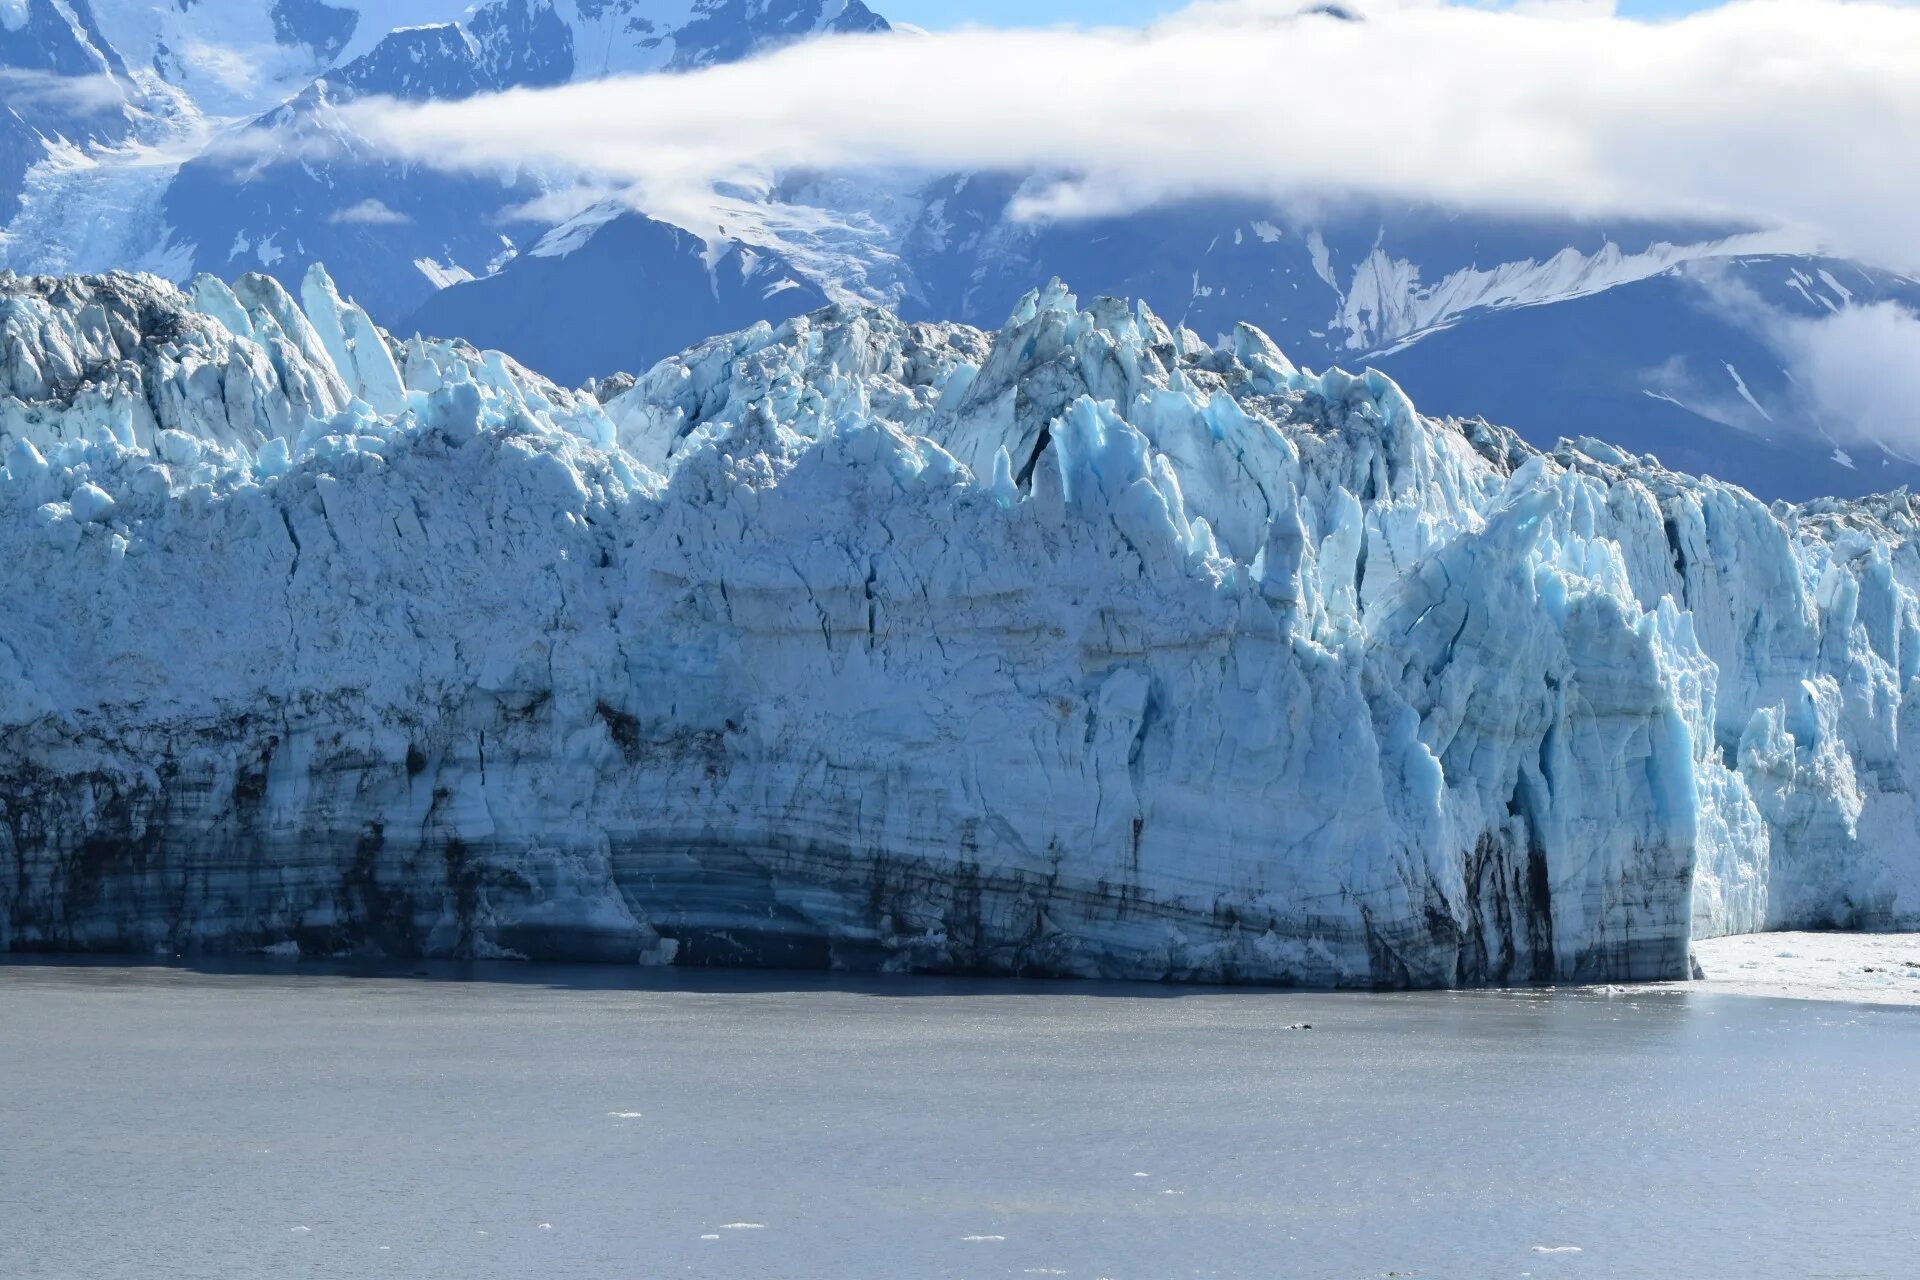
[{"left": 2, "top": 269, "right": 1917, "bottom": 985}]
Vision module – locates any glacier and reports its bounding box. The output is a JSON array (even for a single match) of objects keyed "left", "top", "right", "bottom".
[{"left": 2, "top": 266, "right": 1918, "bottom": 985}]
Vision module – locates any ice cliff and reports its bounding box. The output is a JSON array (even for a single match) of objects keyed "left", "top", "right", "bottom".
[{"left": 2, "top": 267, "right": 1917, "bottom": 985}]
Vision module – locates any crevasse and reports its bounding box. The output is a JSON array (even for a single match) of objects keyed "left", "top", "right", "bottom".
[{"left": 1, "top": 265, "right": 1914, "bottom": 984}]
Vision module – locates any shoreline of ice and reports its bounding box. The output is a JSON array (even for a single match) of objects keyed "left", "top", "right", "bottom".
[{"left": 1676, "top": 932, "right": 1920, "bottom": 1006}]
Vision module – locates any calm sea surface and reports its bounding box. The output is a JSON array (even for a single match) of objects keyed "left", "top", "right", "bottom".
[{"left": 1, "top": 960, "right": 1915, "bottom": 1280}]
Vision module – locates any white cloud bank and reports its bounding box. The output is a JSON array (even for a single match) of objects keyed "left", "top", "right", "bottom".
[
  {"left": 1681, "top": 267, "right": 1920, "bottom": 450},
  {"left": 0, "top": 68, "right": 126, "bottom": 114},
  {"left": 334, "top": 0, "right": 1920, "bottom": 274},
  {"left": 1775, "top": 303, "right": 1920, "bottom": 451},
  {"left": 327, "top": 198, "right": 411, "bottom": 225}
]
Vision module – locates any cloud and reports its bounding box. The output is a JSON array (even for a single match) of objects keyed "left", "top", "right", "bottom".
[
  {"left": 1773, "top": 303, "right": 1920, "bottom": 452},
  {"left": 1685, "top": 267, "right": 1920, "bottom": 451},
  {"left": 327, "top": 198, "right": 411, "bottom": 225},
  {"left": 330, "top": 0, "right": 1920, "bottom": 274},
  {"left": 0, "top": 69, "right": 125, "bottom": 115},
  {"left": 495, "top": 185, "right": 629, "bottom": 226}
]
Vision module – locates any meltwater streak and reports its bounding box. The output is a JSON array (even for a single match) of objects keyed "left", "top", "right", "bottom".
[{"left": 1, "top": 959, "right": 1916, "bottom": 1280}]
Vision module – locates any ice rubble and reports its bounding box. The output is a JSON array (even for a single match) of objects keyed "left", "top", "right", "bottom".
[{"left": 2, "top": 266, "right": 1917, "bottom": 984}]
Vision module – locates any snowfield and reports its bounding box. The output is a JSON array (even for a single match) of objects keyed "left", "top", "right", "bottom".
[{"left": 2, "top": 267, "right": 1919, "bottom": 986}]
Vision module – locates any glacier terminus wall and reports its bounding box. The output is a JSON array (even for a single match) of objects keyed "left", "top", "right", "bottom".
[{"left": 2, "top": 268, "right": 1917, "bottom": 986}]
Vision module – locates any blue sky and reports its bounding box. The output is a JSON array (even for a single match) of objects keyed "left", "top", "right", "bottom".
[{"left": 882, "top": 0, "right": 1719, "bottom": 26}]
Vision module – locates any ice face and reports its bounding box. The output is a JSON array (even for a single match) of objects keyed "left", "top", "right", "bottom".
[{"left": 1, "top": 268, "right": 1916, "bottom": 983}]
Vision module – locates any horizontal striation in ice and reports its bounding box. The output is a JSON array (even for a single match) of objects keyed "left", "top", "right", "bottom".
[{"left": 1, "top": 265, "right": 1916, "bottom": 985}]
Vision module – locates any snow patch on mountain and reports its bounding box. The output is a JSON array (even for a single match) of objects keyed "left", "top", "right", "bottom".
[
  {"left": 1341, "top": 230, "right": 1811, "bottom": 356},
  {"left": 413, "top": 257, "right": 474, "bottom": 289}
]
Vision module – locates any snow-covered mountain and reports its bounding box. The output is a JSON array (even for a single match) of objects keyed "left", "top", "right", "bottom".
[
  {"left": 5, "top": 2, "right": 1916, "bottom": 502},
  {"left": 414, "top": 186, "right": 1920, "bottom": 501},
  {"left": 0, "top": 0, "right": 890, "bottom": 315},
  {"left": 4, "top": 268, "right": 1918, "bottom": 980}
]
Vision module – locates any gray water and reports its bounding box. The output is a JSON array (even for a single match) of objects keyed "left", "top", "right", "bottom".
[{"left": 1, "top": 962, "right": 1915, "bottom": 1280}]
